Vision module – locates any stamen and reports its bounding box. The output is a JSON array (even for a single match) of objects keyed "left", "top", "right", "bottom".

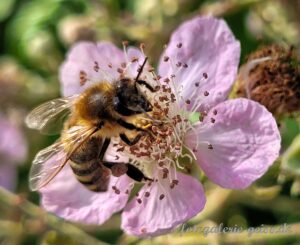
[
  {"left": 93, "top": 61, "right": 99, "bottom": 72},
  {"left": 79, "top": 70, "right": 87, "bottom": 86},
  {"left": 177, "top": 43, "right": 182, "bottom": 48},
  {"left": 140, "top": 43, "right": 146, "bottom": 54}
]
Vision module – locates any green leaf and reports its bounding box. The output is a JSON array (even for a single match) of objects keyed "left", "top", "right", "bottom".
[
  {"left": 0, "top": 0, "right": 15, "bottom": 21},
  {"left": 281, "top": 117, "right": 300, "bottom": 149}
]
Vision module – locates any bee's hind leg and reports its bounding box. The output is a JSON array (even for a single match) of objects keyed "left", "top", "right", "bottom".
[{"left": 102, "top": 161, "right": 151, "bottom": 182}]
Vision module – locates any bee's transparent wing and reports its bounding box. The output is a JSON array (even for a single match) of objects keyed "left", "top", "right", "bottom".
[
  {"left": 25, "top": 95, "right": 79, "bottom": 135},
  {"left": 29, "top": 126, "right": 97, "bottom": 191}
]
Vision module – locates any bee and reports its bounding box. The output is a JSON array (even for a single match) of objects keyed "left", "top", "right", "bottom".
[{"left": 26, "top": 57, "right": 156, "bottom": 192}]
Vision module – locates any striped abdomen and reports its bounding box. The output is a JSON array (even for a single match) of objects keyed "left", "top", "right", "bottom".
[{"left": 69, "top": 137, "right": 110, "bottom": 192}]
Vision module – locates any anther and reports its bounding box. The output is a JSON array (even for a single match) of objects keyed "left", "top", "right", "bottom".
[
  {"left": 176, "top": 62, "right": 182, "bottom": 67},
  {"left": 195, "top": 82, "right": 199, "bottom": 87},
  {"left": 79, "top": 70, "right": 87, "bottom": 86},
  {"left": 140, "top": 43, "right": 145, "bottom": 50},
  {"left": 185, "top": 99, "right": 191, "bottom": 104},
  {"left": 131, "top": 56, "right": 139, "bottom": 62},
  {"left": 93, "top": 61, "right": 99, "bottom": 72},
  {"left": 203, "top": 72, "right": 208, "bottom": 79},
  {"left": 122, "top": 40, "right": 129, "bottom": 47},
  {"left": 172, "top": 179, "right": 179, "bottom": 185},
  {"left": 159, "top": 194, "right": 165, "bottom": 200},
  {"left": 121, "top": 62, "right": 126, "bottom": 68},
  {"left": 164, "top": 78, "right": 170, "bottom": 83},
  {"left": 145, "top": 192, "right": 150, "bottom": 197},
  {"left": 137, "top": 198, "right": 142, "bottom": 204},
  {"left": 117, "top": 68, "right": 124, "bottom": 74},
  {"left": 154, "top": 85, "right": 161, "bottom": 91},
  {"left": 177, "top": 43, "right": 182, "bottom": 48},
  {"left": 145, "top": 65, "right": 153, "bottom": 72},
  {"left": 213, "top": 109, "right": 218, "bottom": 115},
  {"left": 210, "top": 118, "right": 215, "bottom": 123},
  {"left": 183, "top": 63, "right": 188, "bottom": 68},
  {"left": 115, "top": 189, "right": 120, "bottom": 194},
  {"left": 108, "top": 63, "right": 112, "bottom": 68},
  {"left": 112, "top": 186, "right": 117, "bottom": 190},
  {"left": 163, "top": 56, "right": 169, "bottom": 62},
  {"left": 204, "top": 91, "right": 209, "bottom": 96},
  {"left": 163, "top": 168, "right": 169, "bottom": 174},
  {"left": 208, "top": 144, "right": 213, "bottom": 150}
]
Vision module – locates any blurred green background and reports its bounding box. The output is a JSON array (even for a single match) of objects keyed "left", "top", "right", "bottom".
[{"left": 0, "top": 0, "right": 300, "bottom": 244}]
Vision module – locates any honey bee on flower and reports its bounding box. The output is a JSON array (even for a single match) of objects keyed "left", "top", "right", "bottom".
[{"left": 28, "top": 16, "right": 280, "bottom": 237}]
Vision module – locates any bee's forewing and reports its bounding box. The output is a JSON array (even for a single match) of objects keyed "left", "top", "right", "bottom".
[
  {"left": 25, "top": 95, "right": 79, "bottom": 135},
  {"left": 29, "top": 125, "right": 98, "bottom": 191}
]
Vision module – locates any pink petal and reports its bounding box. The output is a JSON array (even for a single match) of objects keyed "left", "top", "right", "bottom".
[
  {"left": 126, "top": 47, "right": 147, "bottom": 78},
  {"left": 121, "top": 172, "right": 206, "bottom": 237},
  {"left": 40, "top": 145, "right": 133, "bottom": 224},
  {"left": 60, "top": 42, "right": 126, "bottom": 96},
  {"left": 186, "top": 98, "right": 281, "bottom": 189},
  {"left": 0, "top": 115, "right": 27, "bottom": 163},
  {"left": 158, "top": 16, "right": 240, "bottom": 111},
  {"left": 0, "top": 162, "right": 16, "bottom": 191}
]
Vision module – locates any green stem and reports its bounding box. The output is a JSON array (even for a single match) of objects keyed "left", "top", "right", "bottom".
[{"left": 0, "top": 187, "right": 109, "bottom": 245}]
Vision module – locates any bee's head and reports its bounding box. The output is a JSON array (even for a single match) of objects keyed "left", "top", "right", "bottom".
[{"left": 114, "top": 79, "right": 152, "bottom": 116}]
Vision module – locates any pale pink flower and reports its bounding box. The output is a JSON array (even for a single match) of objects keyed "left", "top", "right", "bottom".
[
  {"left": 40, "top": 16, "right": 280, "bottom": 237},
  {"left": 0, "top": 114, "right": 27, "bottom": 190}
]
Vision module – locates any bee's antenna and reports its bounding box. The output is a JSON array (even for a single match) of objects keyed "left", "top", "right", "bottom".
[{"left": 135, "top": 57, "right": 148, "bottom": 82}]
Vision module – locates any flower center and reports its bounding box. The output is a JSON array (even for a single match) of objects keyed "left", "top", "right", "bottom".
[{"left": 77, "top": 41, "right": 217, "bottom": 201}]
